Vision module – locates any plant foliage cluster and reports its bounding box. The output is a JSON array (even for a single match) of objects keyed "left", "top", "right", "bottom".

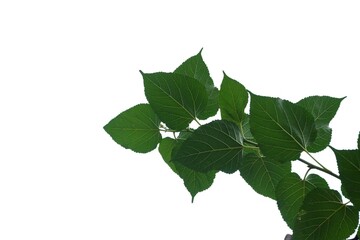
[{"left": 104, "top": 50, "right": 360, "bottom": 239}]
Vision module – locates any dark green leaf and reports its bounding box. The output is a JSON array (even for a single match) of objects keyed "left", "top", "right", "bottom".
[
  {"left": 331, "top": 148, "right": 360, "bottom": 208},
  {"left": 305, "top": 127, "right": 332, "bottom": 153},
  {"left": 249, "top": 94, "right": 317, "bottom": 162},
  {"left": 293, "top": 189, "right": 359, "bottom": 240},
  {"left": 358, "top": 132, "right": 360, "bottom": 149},
  {"left": 276, "top": 173, "right": 329, "bottom": 229},
  {"left": 141, "top": 72, "right": 207, "bottom": 131},
  {"left": 158, "top": 138, "right": 179, "bottom": 174},
  {"left": 159, "top": 137, "right": 216, "bottom": 201},
  {"left": 297, "top": 96, "right": 344, "bottom": 128},
  {"left": 239, "top": 154, "right": 291, "bottom": 199},
  {"left": 297, "top": 96, "right": 344, "bottom": 152},
  {"left": 175, "top": 163, "right": 216, "bottom": 202},
  {"left": 104, "top": 104, "right": 161, "bottom": 153},
  {"left": 197, "top": 87, "right": 219, "bottom": 120},
  {"left": 174, "top": 49, "right": 218, "bottom": 119},
  {"left": 219, "top": 73, "right": 248, "bottom": 124},
  {"left": 174, "top": 49, "right": 214, "bottom": 91},
  {"left": 173, "top": 120, "right": 244, "bottom": 174}
]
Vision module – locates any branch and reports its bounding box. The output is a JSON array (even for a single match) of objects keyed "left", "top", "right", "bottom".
[{"left": 298, "top": 158, "right": 340, "bottom": 179}]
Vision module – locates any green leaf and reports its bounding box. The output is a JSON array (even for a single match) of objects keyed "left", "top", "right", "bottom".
[
  {"left": 293, "top": 189, "right": 359, "bottom": 240},
  {"left": 239, "top": 154, "right": 291, "bottom": 199},
  {"left": 175, "top": 163, "right": 216, "bottom": 202},
  {"left": 141, "top": 71, "right": 207, "bottom": 131},
  {"left": 297, "top": 96, "right": 344, "bottom": 152},
  {"left": 297, "top": 96, "right": 344, "bottom": 128},
  {"left": 173, "top": 120, "right": 244, "bottom": 174},
  {"left": 331, "top": 148, "right": 360, "bottom": 208},
  {"left": 159, "top": 137, "right": 216, "bottom": 201},
  {"left": 158, "top": 138, "right": 179, "bottom": 174},
  {"left": 249, "top": 94, "right": 317, "bottom": 162},
  {"left": 219, "top": 73, "right": 248, "bottom": 124},
  {"left": 358, "top": 132, "right": 360, "bottom": 149},
  {"left": 174, "top": 49, "right": 218, "bottom": 119},
  {"left": 276, "top": 173, "right": 329, "bottom": 229},
  {"left": 104, "top": 104, "right": 161, "bottom": 153},
  {"left": 197, "top": 87, "right": 219, "bottom": 120},
  {"left": 305, "top": 127, "right": 332, "bottom": 153}
]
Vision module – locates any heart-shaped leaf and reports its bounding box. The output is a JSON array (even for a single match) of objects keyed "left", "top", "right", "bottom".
[
  {"left": 292, "top": 189, "right": 359, "bottom": 240},
  {"left": 142, "top": 71, "right": 207, "bottom": 131},
  {"left": 174, "top": 49, "right": 218, "bottom": 119},
  {"left": 239, "top": 154, "right": 291, "bottom": 199},
  {"left": 276, "top": 173, "right": 329, "bottom": 229},
  {"left": 219, "top": 73, "right": 248, "bottom": 125},
  {"left": 297, "top": 96, "right": 344, "bottom": 152},
  {"left": 159, "top": 137, "right": 216, "bottom": 201},
  {"left": 331, "top": 147, "right": 360, "bottom": 209},
  {"left": 249, "top": 94, "right": 317, "bottom": 162},
  {"left": 173, "top": 120, "right": 244, "bottom": 174},
  {"left": 104, "top": 104, "right": 161, "bottom": 153}
]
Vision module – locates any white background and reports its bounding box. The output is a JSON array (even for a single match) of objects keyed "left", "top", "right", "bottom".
[{"left": 1, "top": 1, "right": 360, "bottom": 239}]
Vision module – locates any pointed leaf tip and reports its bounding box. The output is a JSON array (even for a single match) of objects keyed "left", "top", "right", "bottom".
[
  {"left": 104, "top": 103, "right": 162, "bottom": 153},
  {"left": 250, "top": 94, "right": 317, "bottom": 162}
]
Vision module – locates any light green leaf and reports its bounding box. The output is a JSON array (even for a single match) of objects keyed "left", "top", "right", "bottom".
[
  {"left": 297, "top": 96, "right": 344, "bottom": 152},
  {"left": 141, "top": 71, "right": 207, "bottom": 131},
  {"left": 249, "top": 94, "right": 317, "bottom": 162},
  {"left": 276, "top": 173, "right": 329, "bottom": 229},
  {"left": 159, "top": 137, "right": 216, "bottom": 201},
  {"left": 173, "top": 120, "right": 244, "bottom": 174},
  {"left": 174, "top": 49, "right": 218, "bottom": 119},
  {"left": 331, "top": 147, "right": 360, "bottom": 209},
  {"left": 239, "top": 154, "right": 291, "bottom": 199},
  {"left": 104, "top": 104, "right": 161, "bottom": 153},
  {"left": 240, "top": 114, "right": 254, "bottom": 141},
  {"left": 293, "top": 189, "right": 359, "bottom": 240},
  {"left": 219, "top": 73, "right": 248, "bottom": 124}
]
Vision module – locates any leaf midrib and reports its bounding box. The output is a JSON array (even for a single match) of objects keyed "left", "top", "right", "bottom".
[{"left": 148, "top": 76, "right": 198, "bottom": 121}]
